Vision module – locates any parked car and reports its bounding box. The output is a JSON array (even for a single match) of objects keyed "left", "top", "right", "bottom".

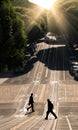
[
  {"left": 69, "top": 56, "right": 77, "bottom": 63},
  {"left": 69, "top": 56, "right": 78, "bottom": 75},
  {"left": 24, "top": 43, "right": 37, "bottom": 60},
  {"left": 74, "top": 71, "right": 78, "bottom": 80},
  {"left": 69, "top": 64, "right": 78, "bottom": 75},
  {"left": 45, "top": 32, "right": 57, "bottom": 44}
]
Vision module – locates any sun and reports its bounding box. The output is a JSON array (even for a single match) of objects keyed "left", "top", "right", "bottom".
[{"left": 29, "top": 0, "right": 57, "bottom": 9}]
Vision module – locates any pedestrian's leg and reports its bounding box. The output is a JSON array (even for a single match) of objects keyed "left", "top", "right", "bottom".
[
  {"left": 27, "top": 106, "right": 31, "bottom": 111},
  {"left": 25, "top": 106, "right": 31, "bottom": 115},
  {"left": 31, "top": 104, "right": 34, "bottom": 112},
  {"left": 51, "top": 110, "right": 57, "bottom": 119},
  {"left": 45, "top": 111, "right": 49, "bottom": 120}
]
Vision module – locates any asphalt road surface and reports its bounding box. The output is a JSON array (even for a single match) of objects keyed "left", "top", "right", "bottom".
[{"left": 0, "top": 38, "right": 78, "bottom": 130}]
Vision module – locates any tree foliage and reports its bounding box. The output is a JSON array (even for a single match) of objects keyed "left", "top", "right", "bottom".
[
  {"left": 56, "top": 0, "right": 78, "bottom": 40},
  {"left": 12, "top": 0, "right": 47, "bottom": 42},
  {"left": 0, "top": 0, "right": 27, "bottom": 72},
  {"left": 1, "top": 0, "right": 78, "bottom": 72}
]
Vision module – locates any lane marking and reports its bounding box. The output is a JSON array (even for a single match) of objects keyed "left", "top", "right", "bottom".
[
  {"left": 52, "top": 102, "right": 58, "bottom": 130},
  {"left": 27, "top": 116, "right": 43, "bottom": 130},
  {"left": 65, "top": 84, "right": 67, "bottom": 101},
  {"left": 45, "top": 68, "right": 48, "bottom": 78},
  {"left": 39, "top": 121, "right": 48, "bottom": 130},
  {"left": 38, "top": 85, "right": 46, "bottom": 102},
  {"left": 27, "top": 71, "right": 30, "bottom": 78},
  {"left": 10, "top": 116, "right": 35, "bottom": 130},
  {"left": 52, "top": 120, "right": 57, "bottom": 130},
  {"left": 15, "top": 114, "right": 25, "bottom": 118},
  {"left": 66, "top": 116, "right": 72, "bottom": 130}
]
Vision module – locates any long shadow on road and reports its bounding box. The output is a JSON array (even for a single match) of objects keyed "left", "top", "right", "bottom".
[
  {"left": 36, "top": 46, "right": 69, "bottom": 71},
  {"left": 0, "top": 44, "right": 69, "bottom": 85}
]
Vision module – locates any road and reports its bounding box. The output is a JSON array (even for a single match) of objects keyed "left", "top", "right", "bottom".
[{"left": 0, "top": 38, "right": 78, "bottom": 130}]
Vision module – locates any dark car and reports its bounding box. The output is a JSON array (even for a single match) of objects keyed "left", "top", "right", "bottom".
[
  {"left": 74, "top": 71, "right": 78, "bottom": 80},
  {"left": 69, "top": 56, "right": 77, "bottom": 64},
  {"left": 69, "top": 56, "right": 78, "bottom": 75},
  {"left": 69, "top": 64, "right": 78, "bottom": 76}
]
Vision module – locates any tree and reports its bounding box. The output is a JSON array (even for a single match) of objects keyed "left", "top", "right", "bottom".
[
  {"left": 28, "top": 24, "right": 43, "bottom": 43},
  {"left": 0, "top": 0, "right": 27, "bottom": 72}
]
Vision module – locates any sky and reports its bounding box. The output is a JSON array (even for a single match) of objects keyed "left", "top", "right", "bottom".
[{"left": 29, "top": 0, "right": 57, "bottom": 9}]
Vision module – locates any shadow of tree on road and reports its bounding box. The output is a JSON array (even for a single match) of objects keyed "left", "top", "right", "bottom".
[
  {"left": 0, "top": 43, "right": 69, "bottom": 85},
  {"left": 36, "top": 46, "right": 69, "bottom": 71}
]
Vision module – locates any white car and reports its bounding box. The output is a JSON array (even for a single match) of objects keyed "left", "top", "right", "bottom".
[{"left": 45, "top": 32, "right": 57, "bottom": 43}]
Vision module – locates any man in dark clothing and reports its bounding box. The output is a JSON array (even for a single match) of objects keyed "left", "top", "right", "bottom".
[
  {"left": 45, "top": 99, "right": 57, "bottom": 120},
  {"left": 27, "top": 93, "right": 35, "bottom": 112}
]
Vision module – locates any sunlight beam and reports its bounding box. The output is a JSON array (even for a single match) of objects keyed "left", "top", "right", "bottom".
[{"left": 29, "top": 0, "right": 57, "bottom": 10}]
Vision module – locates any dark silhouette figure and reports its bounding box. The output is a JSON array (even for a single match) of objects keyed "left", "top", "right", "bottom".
[
  {"left": 45, "top": 99, "right": 57, "bottom": 120},
  {"left": 27, "top": 93, "right": 35, "bottom": 112}
]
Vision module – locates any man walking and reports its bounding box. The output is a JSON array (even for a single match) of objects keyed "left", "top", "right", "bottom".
[
  {"left": 45, "top": 99, "right": 57, "bottom": 120},
  {"left": 27, "top": 93, "right": 35, "bottom": 112}
]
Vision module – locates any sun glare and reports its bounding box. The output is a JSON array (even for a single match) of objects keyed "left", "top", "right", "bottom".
[{"left": 29, "top": 0, "right": 57, "bottom": 9}]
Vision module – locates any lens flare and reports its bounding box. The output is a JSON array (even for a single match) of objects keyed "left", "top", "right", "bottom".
[{"left": 29, "top": 0, "right": 57, "bottom": 9}]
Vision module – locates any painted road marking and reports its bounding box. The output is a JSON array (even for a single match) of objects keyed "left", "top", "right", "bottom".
[
  {"left": 45, "top": 68, "right": 48, "bottom": 78},
  {"left": 15, "top": 114, "right": 25, "bottom": 118},
  {"left": 66, "top": 116, "right": 72, "bottom": 130},
  {"left": 10, "top": 116, "right": 35, "bottom": 130}
]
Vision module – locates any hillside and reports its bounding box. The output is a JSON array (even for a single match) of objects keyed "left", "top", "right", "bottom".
[
  {"left": 11, "top": 0, "right": 40, "bottom": 9},
  {"left": 11, "top": 0, "right": 78, "bottom": 39}
]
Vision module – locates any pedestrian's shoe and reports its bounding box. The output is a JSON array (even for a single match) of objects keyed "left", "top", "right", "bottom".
[
  {"left": 32, "top": 110, "right": 35, "bottom": 112},
  {"left": 45, "top": 117, "right": 48, "bottom": 120},
  {"left": 55, "top": 116, "right": 57, "bottom": 119},
  {"left": 27, "top": 108, "right": 28, "bottom": 111}
]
